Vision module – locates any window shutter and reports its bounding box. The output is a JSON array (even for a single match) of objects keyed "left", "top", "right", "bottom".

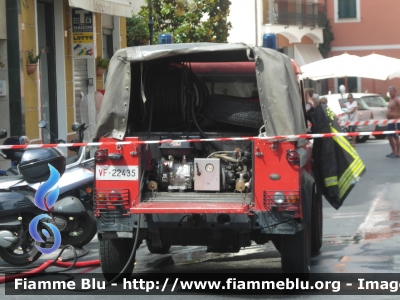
[
  {"left": 338, "top": 0, "right": 357, "bottom": 19},
  {"left": 348, "top": 0, "right": 357, "bottom": 18},
  {"left": 338, "top": 0, "right": 346, "bottom": 18}
]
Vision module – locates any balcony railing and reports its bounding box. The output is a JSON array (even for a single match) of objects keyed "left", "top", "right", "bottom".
[{"left": 263, "top": 0, "right": 326, "bottom": 28}]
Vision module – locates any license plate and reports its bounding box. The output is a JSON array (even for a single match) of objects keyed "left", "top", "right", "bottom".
[{"left": 96, "top": 166, "right": 138, "bottom": 181}]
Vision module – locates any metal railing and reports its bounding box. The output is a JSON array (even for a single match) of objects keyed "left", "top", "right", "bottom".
[{"left": 264, "top": 0, "right": 326, "bottom": 28}]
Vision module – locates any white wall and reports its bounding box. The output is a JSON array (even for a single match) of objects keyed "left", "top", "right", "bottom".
[
  {"left": 228, "top": 0, "right": 257, "bottom": 45},
  {"left": 130, "top": 0, "right": 145, "bottom": 15}
]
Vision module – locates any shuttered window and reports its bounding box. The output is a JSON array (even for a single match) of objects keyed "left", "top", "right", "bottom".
[{"left": 338, "top": 0, "right": 356, "bottom": 18}]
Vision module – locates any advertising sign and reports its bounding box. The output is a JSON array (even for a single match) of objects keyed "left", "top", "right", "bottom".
[{"left": 72, "top": 8, "right": 94, "bottom": 58}]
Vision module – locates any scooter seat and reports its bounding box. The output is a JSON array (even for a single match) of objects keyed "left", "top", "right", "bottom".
[{"left": 0, "top": 173, "right": 24, "bottom": 182}]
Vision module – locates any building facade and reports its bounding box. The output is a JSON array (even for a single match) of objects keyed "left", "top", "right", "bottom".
[
  {"left": 228, "top": 0, "right": 326, "bottom": 93},
  {"left": 0, "top": 0, "right": 131, "bottom": 169},
  {"left": 327, "top": 0, "right": 400, "bottom": 95}
]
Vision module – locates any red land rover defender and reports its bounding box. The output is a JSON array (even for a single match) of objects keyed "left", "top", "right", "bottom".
[{"left": 93, "top": 43, "right": 322, "bottom": 279}]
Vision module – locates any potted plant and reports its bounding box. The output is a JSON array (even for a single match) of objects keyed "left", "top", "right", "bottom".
[
  {"left": 96, "top": 56, "right": 110, "bottom": 77},
  {"left": 26, "top": 48, "right": 45, "bottom": 74}
]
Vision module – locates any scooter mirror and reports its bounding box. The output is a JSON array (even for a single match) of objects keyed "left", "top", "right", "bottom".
[
  {"left": 38, "top": 120, "right": 47, "bottom": 128},
  {"left": 71, "top": 122, "right": 81, "bottom": 132},
  {"left": 0, "top": 129, "right": 7, "bottom": 139}
]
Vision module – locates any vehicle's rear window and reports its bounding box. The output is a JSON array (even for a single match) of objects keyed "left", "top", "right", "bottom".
[
  {"left": 200, "top": 76, "right": 258, "bottom": 99},
  {"left": 191, "top": 62, "right": 258, "bottom": 99},
  {"left": 361, "top": 96, "right": 388, "bottom": 108}
]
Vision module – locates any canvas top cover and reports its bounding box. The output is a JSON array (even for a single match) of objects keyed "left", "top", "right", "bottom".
[{"left": 94, "top": 43, "right": 307, "bottom": 140}]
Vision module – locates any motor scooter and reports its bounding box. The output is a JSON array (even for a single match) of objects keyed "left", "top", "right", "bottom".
[{"left": 0, "top": 121, "right": 96, "bottom": 266}]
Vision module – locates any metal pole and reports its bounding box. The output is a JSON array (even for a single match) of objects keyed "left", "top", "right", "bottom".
[{"left": 148, "top": 0, "right": 154, "bottom": 45}]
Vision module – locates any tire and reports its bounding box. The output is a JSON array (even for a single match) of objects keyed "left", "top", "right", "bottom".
[
  {"left": 146, "top": 239, "right": 171, "bottom": 254},
  {"left": 280, "top": 224, "right": 311, "bottom": 274},
  {"left": 311, "top": 190, "right": 323, "bottom": 254},
  {"left": 373, "top": 134, "right": 386, "bottom": 140},
  {"left": 60, "top": 202, "right": 97, "bottom": 248},
  {"left": 0, "top": 215, "right": 44, "bottom": 266},
  {"left": 356, "top": 135, "right": 369, "bottom": 143},
  {"left": 202, "top": 94, "right": 263, "bottom": 128},
  {"left": 271, "top": 238, "right": 281, "bottom": 253},
  {"left": 99, "top": 238, "right": 135, "bottom": 281}
]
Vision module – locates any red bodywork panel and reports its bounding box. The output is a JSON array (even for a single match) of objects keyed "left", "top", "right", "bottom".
[
  {"left": 94, "top": 137, "right": 140, "bottom": 216},
  {"left": 253, "top": 140, "right": 302, "bottom": 218},
  {"left": 95, "top": 137, "right": 311, "bottom": 218}
]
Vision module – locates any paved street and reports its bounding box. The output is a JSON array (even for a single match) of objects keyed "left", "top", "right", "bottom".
[{"left": 2, "top": 137, "right": 400, "bottom": 299}]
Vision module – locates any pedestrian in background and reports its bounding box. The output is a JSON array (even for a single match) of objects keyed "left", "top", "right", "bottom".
[
  {"left": 305, "top": 88, "right": 316, "bottom": 112},
  {"left": 340, "top": 93, "right": 357, "bottom": 146},
  {"left": 313, "top": 93, "right": 320, "bottom": 106},
  {"left": 386, "top": 86, "right": 400, "bottom": 158},
  {"left": 319, "top": 97, "right": 327, "bottom": 105}
]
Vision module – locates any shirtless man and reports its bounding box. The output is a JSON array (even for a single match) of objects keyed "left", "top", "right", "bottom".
[{"left": 386, "top": 86, "right": 400, "bottom": 158}]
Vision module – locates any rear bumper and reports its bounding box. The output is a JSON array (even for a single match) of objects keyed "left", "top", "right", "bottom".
[{"left": 96, "top": 205, "right": 303, "bottom": 237}]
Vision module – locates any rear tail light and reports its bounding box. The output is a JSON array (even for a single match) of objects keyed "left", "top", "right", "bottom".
[
  {"left": 286, "top": 150, "right": 300, "bottom": 165},
  {"left": 108, "top": 190, "right": 121, "bottom": 210},
  {"left": 287, "top": 193, "right": 299, "bottom": 203},
  {"left": 95, "top": 149, "right": 108, "bottom": 163},
  {"left": 263, "top": 191, "right": 301, "bottom": 218},
  {"left": 273, "top": 192, "right": 285, "bottom": 205},
  {"left": 94, "top": 189, "right": 130, "bottom": 216}
]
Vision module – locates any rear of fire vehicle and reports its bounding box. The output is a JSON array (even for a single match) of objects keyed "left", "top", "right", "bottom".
[{"left": 93, "top": 43, "right": 322, "bottom": 279}]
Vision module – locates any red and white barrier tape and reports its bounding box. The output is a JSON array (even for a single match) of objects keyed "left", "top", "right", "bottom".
[
  {"left": 0, "top": 130, "right": 398, "bottom": 150},
  {"left": 338, "top": 118, "right": 400, "bottom": 127}
]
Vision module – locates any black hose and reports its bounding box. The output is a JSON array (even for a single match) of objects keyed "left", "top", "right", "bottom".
[{"left": 189, "top": 76, "right": 222, "bottom": 153}]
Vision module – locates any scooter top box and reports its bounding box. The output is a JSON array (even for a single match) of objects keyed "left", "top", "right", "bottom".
[{"left": 18, "top": 148, "right": 66, "bottom": 183}]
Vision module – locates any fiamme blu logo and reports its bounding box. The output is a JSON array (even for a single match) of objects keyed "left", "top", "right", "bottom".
[{"left": 28, "top": 164, "right": 62, "bottom": 254}]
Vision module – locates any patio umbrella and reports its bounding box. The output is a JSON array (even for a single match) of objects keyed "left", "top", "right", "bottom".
[
  {"left": 356, "top": 53, "right": 400, "bottom": 80},
  {"left": 300, "top": 53, "right": 363, "bottom": 80}
]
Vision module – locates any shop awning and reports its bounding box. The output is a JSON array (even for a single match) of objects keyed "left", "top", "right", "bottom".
[
  {"left": 293, "top": 44, "right": 323, "bottom": 67},
  {"left": 69, "top": 0, "right": 132, "bottom": 18}
]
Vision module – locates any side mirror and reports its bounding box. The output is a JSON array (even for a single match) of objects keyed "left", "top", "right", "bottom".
[
  {"left": 38, "top": 120, "right": 47, "bottom": 128},
  {"left": 71, "top": 122, "right": 82, "bottom": 132},
  {"left": 0, "top": 129, "right": 7, "bottom": 139}
]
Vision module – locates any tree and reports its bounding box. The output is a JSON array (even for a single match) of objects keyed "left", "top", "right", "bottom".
[
  {"left": 318, "top": 18, "right": 335, "bottom": 58},
  {"left": 126, "top": 15, "right": 150, "bottom": 46},
  {"left": 138, "top": 0, "right": 232, "bottom": 44}
]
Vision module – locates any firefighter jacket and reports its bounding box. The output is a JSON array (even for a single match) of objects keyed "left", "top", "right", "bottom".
[{"left": 310, "top": 104, "right": 366, "bottom": 210}]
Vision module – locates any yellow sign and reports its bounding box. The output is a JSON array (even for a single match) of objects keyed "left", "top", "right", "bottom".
[
  {"left": 73, "top": 33, "right": 93, "bottom": 43},
  {"left": 72, "top": 9, "right": 94, "bottom": 58}
]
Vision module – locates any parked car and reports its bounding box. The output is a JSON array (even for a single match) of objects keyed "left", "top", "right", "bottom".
[{"left": 320, "top": 93, "right": 388, "bottom": 143}]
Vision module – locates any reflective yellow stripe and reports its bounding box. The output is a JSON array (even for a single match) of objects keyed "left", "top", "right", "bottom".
[
  {"left": 339, "top": 160, "right": 365, "bottom": 198},
  {"left": 339, "top": 158, "right": 362, "bottom": 190},
  {"left": 339, "top": 161, "right": 365, "bottom": 198},
  {"left": 329, "top": 125, "right": 366, "bottom": 199},
  {"left": 331, "top": 127, "right": 358, "bottom": 158},
  {"left": 324, "top": 176, "right": 338, "bottom": 187}
]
